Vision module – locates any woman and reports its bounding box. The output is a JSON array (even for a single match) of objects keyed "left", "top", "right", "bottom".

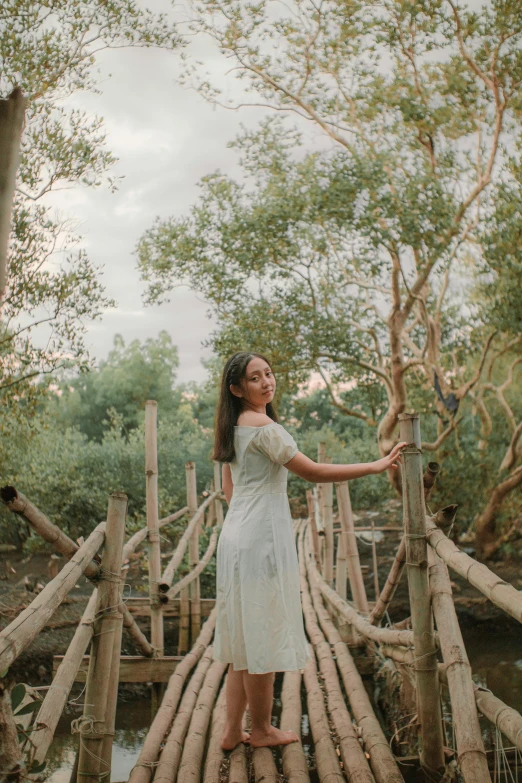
[{"left": 212, "top": 351, "right": 405, "bottom": 751}]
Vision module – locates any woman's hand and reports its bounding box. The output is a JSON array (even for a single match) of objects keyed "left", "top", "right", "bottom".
[{"left": 371, "top": 442, "right": 408, "bottom": 474}]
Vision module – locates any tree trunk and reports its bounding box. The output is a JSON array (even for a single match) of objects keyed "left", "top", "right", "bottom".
[{"left": 474, "top": 464, "right": 522, "bottom": 556}]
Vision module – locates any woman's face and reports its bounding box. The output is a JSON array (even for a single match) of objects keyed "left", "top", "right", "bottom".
[{"left": 231, "top": 357, "right": 276, "bottom": 408}]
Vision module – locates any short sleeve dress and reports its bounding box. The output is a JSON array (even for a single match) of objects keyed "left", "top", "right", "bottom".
[{"left": 212, "top": 422, "right": 312, "bottom": 674}]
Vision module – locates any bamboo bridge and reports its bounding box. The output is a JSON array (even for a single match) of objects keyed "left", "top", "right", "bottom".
[{"left": 2, "top": 405, "right": 522, "bottom": 783}]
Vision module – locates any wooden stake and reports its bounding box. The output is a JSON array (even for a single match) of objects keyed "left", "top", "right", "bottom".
[
  {"left": 323, "top": 455, "right": 334, "bottom": 584},
  {"left": 369, "top": 539, "right": 406, "bottom": 626},
  {"left": 371, "top": 520, "right": 380, "bottom": 599},
  {"left": 0, "top": 523, "right": 105, "bottom": 673},
  {"left": 335, "top": 481, "right": 369, "bottom": 612},
  {"left": 423, "top": 462, "right": 440, "bottom": 503},
  {"left": 306, "top": 490, "right": 321, "bottom": 572},
  {"left": 128, "top": 606, "right": 217, "bottom": 783},
  {"left": 334, "top": 524, "right": 347, "bottom": 600},
  {"left": 428, "top": 547, "right": 490, "bottom": 782},
  {"left": 214, "top": 461, "right": 224, "bottom": 527},
  {"left": 0, "top": 88, "right": 26, "bottom": 312},
  {"left": 186, "top": 461, "right": 201, "bottom": 645},
  {"left": 399, "top": 413, "right": 444, "bottom": 778},
  {"left": 76, "top": 492, "right": 127, "bottom": 783}
]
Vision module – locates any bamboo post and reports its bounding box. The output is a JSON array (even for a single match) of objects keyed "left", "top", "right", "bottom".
[
  {"left": 334, "top": 526, "right": 347, "bottom": 600},
  {"left": 399, "top": 412, "right": 444, "bottom": 778},
  {"left": 317, "top": 442, "right": 327, "bottom": 574},
  {"left": 76, "top": 492, "right": 127, "bottom": 783},
  {"left": 423, "top": 462, "right": 440, "bottom": 503},
  {"left": 428, "top": 547, "right": 490, "bottom": 782},
  {"left": 186, "top": 461, "right": 201, "bottom": 644},
  {"left": 0, "top": 88, "right": 26, "bottom": 313},
  {"left": 323, "top": 455, "right": 334, "bottom": 584},
  {"left": 214, "top": 461, "right": 224, "bottom": 527},
  {"left": 306, "top": 489, "right": 321, "bottom": 572},
  {"left": 0, "top": 523, "right": 106, "bottom": 673},
  {"left": 335, "top": 481, "right": 369, "bottom": 612},
  {"left": 145, "top": 401, "right": 164, "bottom": 715},
  {"left": 369, "top": 538, "right": 406, "bottom": 625},
  {"left": 128, "top": 606, "right": 217, "bottom": 783},
  {"left": 31, "top": 589, "right": 98, "bottom": 764},
  {"left": 371, "top": 520, "right": 380, "bottom": 599}
]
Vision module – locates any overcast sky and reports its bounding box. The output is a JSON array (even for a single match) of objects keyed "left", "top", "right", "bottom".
[{"left": 47, "top": 17, "right": 278, "bottom": 386}]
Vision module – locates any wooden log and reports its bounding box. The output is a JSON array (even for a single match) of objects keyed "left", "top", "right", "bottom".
[
  {"left": 336, "top": 482, "right": 369, "bottom": 612},
  {"left": 0, "top": 486, "right": 152, "bottom": 656},
  {"left": 31, "top": 589, "right": 98, "bottom": 764},
  {"left": 252, "top": 746, "right": 279, "bottom": 783},
  {"left": 306, "top": 539, "right": 413, "bottom": 647},
  {"left": 0, "top": 486, "right": 101, "bottom": 579},
  {"left": 422, "top": 462, "right": 440, "bottom": 502},
  {"left": 426, "top": 519, "right": 522, "bottom": 623},
  {"left": 128, "top": 606, "right": 217, "bottom": 783},
  {"left": 306, "top": 489, "right": 322, "bottom": 572},
  {"left": 187, "top": 461, "right": 201, "bottom": 644},
  {"left": 369, "top": 539, "right": 406, "bottom": 626},
  {"left": 145, "top": 401, "right": 163, "bottom": 663},
  {"left": 370, "top": 521, "right": 380, "bottom": 599},
  {"left": 322, "top": 454, "right": 334, "bottom": 583},
  {"left": 159, "top": 492, "right": 219, "bottom": 593},
  {"left": 0, "top": 88, "right": 26, "bottom": 311},
  {"left": 168, "top": 525, "right": 220, "bottom": 598},
  {"left": 297, "top": 523, "right": 375, "bottom": 783},
  {"left": 126, "top": 597, "right": 215, "bottom": 618},
  {"left": 203, "top": 679, "right": 227, "bottom": 783},
  {"left": 0, "top": 523, "right": 105, "bottom": 673},
  {"left": 76, "top": 492, "right": 127, "bottom": 783},
  {"left": 281, "top": 670, "right": 310, "bottom": 783},
  {"left": 427, "top": 547, "right": 490, "bottom": 782},
  {"left": 151, "top": 646, "right": 217, "bottom": 783},
  {"left": 304, "top": 524, "right": 404, "bottom": 783},
  {"left": 53, "top": 655, "right": 182, "bottom": 683},
  {"left": 214, "top": 461, "right": 224, "bottom": 527},
  {"left": 398, "top": 413, "right": 444, "bottom": 777},
  {"left": 229, "top": 734, "right": 249, "bottom": 783},
  {"left": 456, "top": 677, "right": 522, "bottom": 754},
  {"left": 121, "top": 506, "right": 189, "bottom": 562},
  {"left": 335, "top": 524, "right": 347, "bottom": 600}
]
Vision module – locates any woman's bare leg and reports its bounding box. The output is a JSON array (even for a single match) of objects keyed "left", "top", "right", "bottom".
[
  {"left": 221, "top": 664, "right": 250, "bottom": 750},
  {"left": 243, "top": 671, "right": 299, "bottom": 747}
]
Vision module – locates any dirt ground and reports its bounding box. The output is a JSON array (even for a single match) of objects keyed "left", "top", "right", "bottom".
[{"left": 2, "top": 498, "right": 521, "bottom": 686}]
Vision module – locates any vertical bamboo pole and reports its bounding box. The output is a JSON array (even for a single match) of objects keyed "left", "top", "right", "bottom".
[
  {"left": 306, "top": 490, "right": 322, "bottom": 572},
  {"left": 187, "top": 461, "right": 200, "bottom": 644},
  {"left": 76, "top": 492, "right": 127, "bottom": 783},
  {"left": 399, "top": 412, "right": 444, "bottom": 778},
  {"left": 317, "top": 442, "right": 326, "bottom": 572},
  {"left": 371, "top": 520, "right": 380, "bottom": 599},
  {"left": 335, "top": 482, "right": 369, "bottom": 612},
  {"left": 0, "top": 88, "right": 26, "bottom": 313},
  {"left": 145, "top": 401, "right": 164, "bottom": 716},
  {"left": 323, "top": 456, "right": 334, "bottom": 585},
  {"left": 214, "top": 461, "right": 224, "bottom": 527},
  {"left": 428, "top": 547, "right": 490, "bottom": 782},
  {"left": 334, "top": 532, "right": 347, "bottom": 601}
]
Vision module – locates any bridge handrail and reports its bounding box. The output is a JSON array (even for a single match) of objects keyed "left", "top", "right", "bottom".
[
  {"left": 168, "top": 524, "right": 221, "bottom": 599},
  {"left": 122, "top": 505, "right": 189, "bottom": 562},
  {"left": 0, "top": 522, "right": 106, "bottom": 673},
  {"left": 426, "top": 519, "right": 522, "bottom": 624}
]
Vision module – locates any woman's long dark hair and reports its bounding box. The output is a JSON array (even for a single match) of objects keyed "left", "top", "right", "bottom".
[{"left": 213, "top": 351, "right": 278, "bottom": 463}]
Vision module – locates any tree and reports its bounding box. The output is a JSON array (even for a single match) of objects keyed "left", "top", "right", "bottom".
[
  {"left": 0, "top": 0, "right": 182, "bottom": 419},
  {"left": 53, "top": 331, "right": 180, "bottom": 441},
  {"left": 138, "top": 0, "right": 522, "bottom": 552}
]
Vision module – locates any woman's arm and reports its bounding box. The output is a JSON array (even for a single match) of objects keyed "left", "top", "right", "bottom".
[
  {"left": 222, "top": 463, "right": 233, "bottom": 505},
  {"left": 284, "top": 442, "right": 407, "bottom": 483}
]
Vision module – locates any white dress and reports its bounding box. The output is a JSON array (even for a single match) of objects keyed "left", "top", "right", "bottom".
[{"left": 212, "top": 422, "right": 312, "bottom": 674}]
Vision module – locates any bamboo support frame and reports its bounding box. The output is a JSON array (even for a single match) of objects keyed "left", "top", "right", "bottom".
[
  {"left": 145, "top": 401, "right": 164, "bottom": 663},
  {"left": 304, "top": 523, "right": 404, "bottom": 783},
  {"left": 426, "top": 520, "right": 522, "bottom": 623},
  {"left": 336, "top": 481, "right": 369, "bottom": 612},
  {"left": 128, "top": 606, "right": 217, "bottom": 783},
  {"left": 168, "top": 525, "right": 220, "bottom": 598},
  {"left": 297, "top": 523, "right": 375, "bottom": 783},
  {"left": 369, "top": 539, "right": 406, "bottom": 626},
  {"left": 428, "top": 547, "right": 490, "bottom": 782},
  {"left": 0, "top": 486, "right": 152, "bottom": 655},
  {"left": 159, "top": 491, "right": 219, "bottom": 593},
  {"left": 76, "top": 492, "right": 127, "bottom": 783},
  {"left": 186, "top": 461, "right": 201, "bottom": 643},
  {"left": 30, "top": 589, "right": 98, "bottom": 764},
  {"left": 281, "top": 670, "right": 310, "bottom": 783},
  {"left": 0, "top": 523, "right": 106, "bottom": 673},
  {"left": 121, "top": 506, "right": 189, "bottom": 562},
  {"left": 203, "top": 678, "right": 227, "bottom": 783},
  {"left": 399, "top": 413, "right": 444, "bottom": 777}
]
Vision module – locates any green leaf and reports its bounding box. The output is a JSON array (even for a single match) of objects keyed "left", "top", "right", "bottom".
[
  {"left": 15, "top": 700, "right": 41, "bottom": 716},
  {"left": 10, "top": 683, "right": 26, "bottom": 711},
  {"left": 30, "top": 760, "right": 47, "bottom": 773}
]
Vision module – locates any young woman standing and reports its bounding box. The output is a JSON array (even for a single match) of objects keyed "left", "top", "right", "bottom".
[{"left": 212, "top": 351, "right": 405, "bottom": 751}]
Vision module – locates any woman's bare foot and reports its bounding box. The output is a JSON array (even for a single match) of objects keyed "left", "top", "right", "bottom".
[
  {"left": 249, "top": 726, "right": 299, "bottom": 748},
  {"left": 220, "top": 729, "right": 251, "bottom": 751}
]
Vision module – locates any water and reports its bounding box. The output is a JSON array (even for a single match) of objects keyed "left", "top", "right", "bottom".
[{"left": 46, "top": 630, "right": 522, "bottom": 781}]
